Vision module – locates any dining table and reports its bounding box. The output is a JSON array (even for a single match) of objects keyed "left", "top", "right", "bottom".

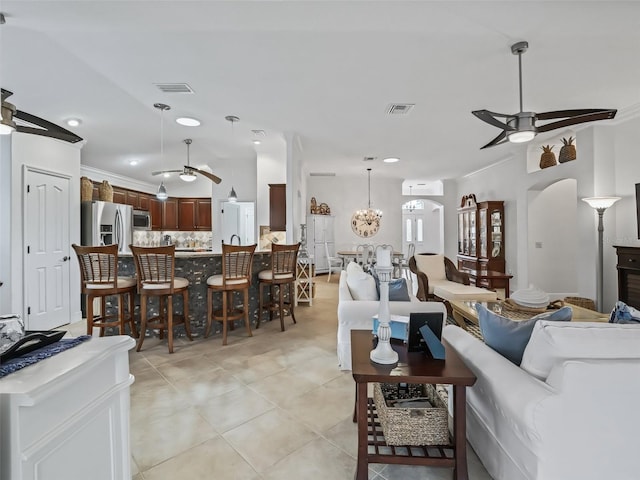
[{"left": 337, "top": 250, "right": 404, "bottom": 267}]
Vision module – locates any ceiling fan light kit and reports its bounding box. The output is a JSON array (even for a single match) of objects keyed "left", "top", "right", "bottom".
[{"left": 472, "top": 41, "right": 617, "bottom": 149}]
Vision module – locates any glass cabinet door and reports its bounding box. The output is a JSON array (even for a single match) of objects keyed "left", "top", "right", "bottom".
[
  {"left": 469, "top": 211, "right": 476, "bottom": 256},
  {"left": 479, "top": 209, "right": 487, "bottom": 258},
  {"left": 490, "top": 210, "right": 502, "bottom": 258}
]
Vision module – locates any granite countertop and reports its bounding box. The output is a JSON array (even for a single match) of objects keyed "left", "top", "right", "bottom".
[{"left": 120, "top": 248, "right": 273, "bottom": 258}]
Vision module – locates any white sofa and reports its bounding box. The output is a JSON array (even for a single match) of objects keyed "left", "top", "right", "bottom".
[
  {"left": 443, "top": 321, "right": 640, "bottom": 480},
  {"left": 337, "top": 269, "right": 446, "bottom": 370}
]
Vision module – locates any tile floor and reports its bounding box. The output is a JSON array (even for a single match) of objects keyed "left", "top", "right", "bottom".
[{"left": 70, "top": 274, "right": 493, "bottom": 480}]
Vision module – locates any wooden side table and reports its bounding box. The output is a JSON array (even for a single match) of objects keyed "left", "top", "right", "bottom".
[
  {"left": 462, "top": 269, "right": 513, "bottom": 299},
  {"left": 350, "top": 330, "right": 476, "bottom": 480}
]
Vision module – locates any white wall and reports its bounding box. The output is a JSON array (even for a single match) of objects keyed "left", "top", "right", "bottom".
[
  {"left": 0, "top": 136, "right": 12, "bottom": 312},
  {"left": 612, "top": 116, "right": 640, "bottom": 249},
  {"left": 9, "top": 133, "right": 82, "bottom": 321},
  {"left": 307, "top": 174, "right": 404, "bottom": 251}
]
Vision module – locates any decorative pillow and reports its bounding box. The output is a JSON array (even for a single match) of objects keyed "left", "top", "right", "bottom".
[
  {"left": 609, "top": 301, "right": 640, "bottom": 324},
  {"left": 371, "top": 271, "right": 411, "bottom": 302},
  {"left": 521, "top": 320, "right": 640, "bottom": 380},
  {"left": 414, "top": 254, "right": 446, "bottom": 281},
  {"left": 346, "top": 261, "right": 378, "bottom": 301},
  {"left": 476, "top": 303, "right": 572, "bottom": 365}
]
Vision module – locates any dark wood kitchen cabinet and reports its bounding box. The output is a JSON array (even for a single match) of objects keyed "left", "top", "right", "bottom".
[
  {"left": 615, "top": 246, "right": 640, "bottom": 310},
  {"left": 162, "top": 198, "right": 179, "bottom": 230},
  {"left": 178, "top": 198, "right": 211, "bottom": 231},
  {"left": 112, "top": 189, "right": 126, "bottom": 205},
  {"left": 269, "top": 183, "right": 286, "bottom": 231},
  {"left": 125, "top": 191, "right": 139, "bottom": 208},
  {"left": 149, "top": 198, "right": 163, "bottom": 230}
]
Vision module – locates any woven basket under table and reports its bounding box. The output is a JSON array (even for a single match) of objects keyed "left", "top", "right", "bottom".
[
  {"left": 373, "top": 383, "right": 449, "bottom": 446},
  {"left": 564, "top": 296, "right": 597, "bottom": 311}
]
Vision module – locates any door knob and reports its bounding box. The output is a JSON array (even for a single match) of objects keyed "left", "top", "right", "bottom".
[{"left": 61, "top": 256, "right": 69, "bottom": 262}]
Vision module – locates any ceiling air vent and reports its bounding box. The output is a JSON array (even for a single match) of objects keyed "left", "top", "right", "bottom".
[
  {"left": 387, "top": 103, "right": 415, "bottom": 115},
  {"left": 363, "top": 156, "right": 376, "bottom": 162},
  {"left": 154, "top": 83, "right": 195, "bottom": 94},
  {"left": 309, "top": 172, "right": 336, "bottom": 177}
]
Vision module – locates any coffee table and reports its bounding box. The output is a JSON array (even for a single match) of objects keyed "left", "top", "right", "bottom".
[
  {"left": 350, "top": 330, "right": 476, "bottom": 480},
  {"left": 450, "top": 300, "right": 609, "bottom": 329}
]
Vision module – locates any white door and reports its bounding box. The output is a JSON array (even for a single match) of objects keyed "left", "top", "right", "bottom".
[
  {"left": 221, "top": 202, "right": 241, "bottom": 244},
  {"left": 24, "top": 168, "right": 71, "bottom": 330}
]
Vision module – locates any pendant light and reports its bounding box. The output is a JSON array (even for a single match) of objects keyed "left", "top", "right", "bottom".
[
  {"left": 154, "top": 103, "right": 170, "bottom": 200},
  {"left": 225, "top": 115, "right": 239, "bottom": 202},
  {"left": 354, "top": 168, "right": 382, "bottom": 224}
]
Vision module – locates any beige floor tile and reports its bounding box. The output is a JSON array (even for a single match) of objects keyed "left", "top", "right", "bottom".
[
  {"left": 132, "top": 474, "right": 144, "bottom": 480},
  {"left": 142, "top": 437, "right": 260, "bottom": 480},
  {"left": 197, "top": 385, "right": 276, "bottom": 433},
  {"left": 223, "top": 409, "right": 318, "bottom": 473},
  {"left": 218, "top": 350, "right": 288, "bottom": 384},
  {"left": 172, "top": 368, "right": 245, "bottom": 405},
  {"left": 280, "top": 382, "right": 354, "bottom": 433},
  {"left": 131, "top": 407, "right": 218, "bottom": 471},
  {"left": 263, "top": 437, "right": 373, "bottom": 480},
  {"left": 248, "top": 369, "right": 320, "bottom": 405},
  {"left": 288, "top": 353, "right": 346, "bottom": 385}
]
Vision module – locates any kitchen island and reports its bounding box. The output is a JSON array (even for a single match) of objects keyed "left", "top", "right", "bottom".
[{"left": 118, "top": 250, "right": 273, "bottom": 336}]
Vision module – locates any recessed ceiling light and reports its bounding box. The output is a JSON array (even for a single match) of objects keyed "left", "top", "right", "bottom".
[
  {"left": 252, "top": 139, "right": 261, "bottom": 145},
  {"left": 129, "top": 160, "right": 138, "bottom": 166},
  {"left": 383, "top": 157, "right": 400, "bottom": 163},
  {"left": 66, "top": 118, "right": 81, "bottom": 127},
  {"left": 176, "top": 117, "right": 201, "bottom": 127}
]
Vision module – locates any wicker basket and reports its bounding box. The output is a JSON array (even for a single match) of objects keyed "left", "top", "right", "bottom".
[
  {"left": 98, "top": 180, "right": 113, "bottom": 202},
  {"left": 564, "top": 296, "right": 596, "bottom": 311},
  {"left": 80, "top": 176, "right": 93, "bottom": 202},
  {"left": 373, "top": 383, "right": 449, "bottom": 446}
]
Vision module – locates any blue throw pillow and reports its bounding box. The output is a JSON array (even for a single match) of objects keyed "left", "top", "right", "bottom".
[
  {"left": 609, "top": 301, "right": 640, "bottom": 324},
  {"left": 476, "top": 303, "right": 572, "bottom": 365},
  {"left": 371, "top": 272, "right": 411, "bottom": 301}
]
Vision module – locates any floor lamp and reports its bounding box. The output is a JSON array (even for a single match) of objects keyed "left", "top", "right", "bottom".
[{"left": 582, "top": 196, "right": 621, "bottom": 312}]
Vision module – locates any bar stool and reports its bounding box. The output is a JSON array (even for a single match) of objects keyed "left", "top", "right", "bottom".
[
  {"left": 205, "top": 242, "right": 257, "bottom": 345},
  {"left": 72, "top": 243, "right": 138, "bottom": 337},
  {"left": 130, "top": 245, "right": 192, "bottom": 353},
  {"left": 257, "top": 242, "right": 300, "bottom": 331}
]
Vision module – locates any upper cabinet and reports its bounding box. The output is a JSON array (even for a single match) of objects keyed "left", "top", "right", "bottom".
[
  {"left": 457, "top": 194, "right": 505, "bottom": 273},
  {"left": 269, "top": 184, "right": 286, "bottom": 231},
  {"left": 178, "top": 198, "right": 211, "bottom": 231}
]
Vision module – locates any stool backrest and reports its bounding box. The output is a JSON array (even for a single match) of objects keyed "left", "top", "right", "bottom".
[
  {"left": 130, "top": 245, "right": 176, "bottom": 290},
  {"left": 72, "top": 243, "right": 119, "bottom": 289},
  {"left": 221, "top": 243, "right": 257, "bottom": 284},
  {"left": 271, "top": 242, "right": 300, "bottom": 277}
]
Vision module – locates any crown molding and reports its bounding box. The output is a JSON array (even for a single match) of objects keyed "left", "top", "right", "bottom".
[{"left": 80, "top": 164, "right": 156, "bottom": 192}]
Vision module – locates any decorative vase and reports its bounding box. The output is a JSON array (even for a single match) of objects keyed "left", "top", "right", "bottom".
[
  {"left": 558, "top": 136, "right": 577, "bottom": 163},
  {"left": 299, "top": 223, "right": 310, "bottom": 260},
  {"left": 80, "top": 176, "right": 93, "bottom": 202},
  {"left": 98, "top": 180, "right": 113, "bottom": 202},
  {"left": 539, "top": 145, "right": 557, "bottom": 169}
]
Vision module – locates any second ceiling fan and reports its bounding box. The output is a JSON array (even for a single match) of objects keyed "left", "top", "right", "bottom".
[
  {"left": 152, "top": 138, "right": 222, "bottom": 184},
  {"left": 472, "top": 41, "right": 617, "bottom": 149}
]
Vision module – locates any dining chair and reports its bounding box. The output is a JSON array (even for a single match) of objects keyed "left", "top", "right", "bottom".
[
  {"left": 130, "top": 245, "right": 192, "bottom": 353},
  {"left": 72, "top": 243, "right": 138, "bottom": 337},
  {"left": 257, "top": 242, "right": 300, "bottom": 331},
  {"left": 324, "top": 241, "right": 343, "bottom": 282},
  {"left": 356, "top": 244, "right": 374, "bottom": 271},
  {"left": 205, "top": 242, "right": 257, "bottom": 345}
]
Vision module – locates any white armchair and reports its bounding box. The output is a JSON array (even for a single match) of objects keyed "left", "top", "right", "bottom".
[{"left": 324, "top": 241, "right": 343, "bottom": 282}]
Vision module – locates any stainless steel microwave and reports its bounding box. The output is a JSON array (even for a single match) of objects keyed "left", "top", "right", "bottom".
[{"left": 132, "top": 209, "right": 151, "bottom": 230}]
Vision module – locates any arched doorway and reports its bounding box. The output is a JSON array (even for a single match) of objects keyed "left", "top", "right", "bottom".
[
  {"left": 527, "top": 178, "right": 578, "bottom": 295},
  {"left": 401, "top": 199, "right": 444, "bottom": 255}
]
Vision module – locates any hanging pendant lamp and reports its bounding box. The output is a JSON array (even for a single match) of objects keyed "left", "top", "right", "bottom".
[
  {"left": 354, "top": 168, "right": 382, "bottom": 225},
  {"left": 225, "top": 115, "right": 240, "bottom": 202},
  {"left": 154, "top": 103, "right": 170, "bottom": 200}
]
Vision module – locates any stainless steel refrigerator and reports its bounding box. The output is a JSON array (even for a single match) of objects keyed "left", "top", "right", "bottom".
[{"left": 81, "top": 201, "right": 133, "bottom": 254}]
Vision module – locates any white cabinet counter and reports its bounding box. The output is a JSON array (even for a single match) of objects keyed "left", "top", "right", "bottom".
[{"left": 0, "top": 336, "right": 136, "bottom": 480}]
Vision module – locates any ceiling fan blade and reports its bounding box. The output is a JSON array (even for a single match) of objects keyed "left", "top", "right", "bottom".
[
  {"left": 537, "top": 110, "right": 618, "bottom": 133},
  {"left": 14, "top": 109, "right": 83, "bottom": 143},
  {"left": 537, "top": 108, "right": 617, "bottom": 121},
  {"left": 480, "top": 130, "right": 508, "bottom": 149},
  {"left": 151, "top": 169, "right": 182, "bottom": 176},
  {"left": 472, "top": 109, "right": 515, "bottom": 131},
  {"left": 189, "top": 167, "right": 222, "bottom": 184}
]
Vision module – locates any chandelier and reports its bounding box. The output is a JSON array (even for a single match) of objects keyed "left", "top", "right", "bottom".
[{"left": 354, "top": 168, "right": 383, "bottom": 225}]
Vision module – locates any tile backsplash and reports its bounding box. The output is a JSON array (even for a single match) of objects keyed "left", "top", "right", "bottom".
[{"left": 133, "top": 231, "right": 213, "bottom": 248}]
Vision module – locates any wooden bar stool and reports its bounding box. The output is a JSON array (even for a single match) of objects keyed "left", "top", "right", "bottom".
[
  {"left": 72, "top": 243, "right": 138, "bottom": 337},
  {"left": 257, "top": 242, "right": 300, "bottom": 331},
  {"left": 130, "top": 245, "right": 192, "bottom": 353},
  {"left": 205, "top": 242, "right": 257, "bottom": 345}
]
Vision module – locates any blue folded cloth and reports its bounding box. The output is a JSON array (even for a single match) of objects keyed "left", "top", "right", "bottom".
[
  {"left": 0, "top": 336, "right": 91, "bottom": 378},
  {"left": 609, "top": 301, "right": 640, "bottom": 324}
]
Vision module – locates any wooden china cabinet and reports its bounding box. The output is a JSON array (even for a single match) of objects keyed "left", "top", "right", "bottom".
[{"left": 457, "top": 194, "right": 505, "bottom": 273}]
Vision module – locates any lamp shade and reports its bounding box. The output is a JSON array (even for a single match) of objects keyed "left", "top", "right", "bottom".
[
  {"left": 582, "top": 196, "right": 621, "bottom": 210},
  {"left": 179, "top": 172, "right": 197, "bottom": 182},
  {"left": 156, "top": 182, "right": 168, "bottom": 200},
  {"left": 228, "top": 186, "right": 238, "bottom": 203}
]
